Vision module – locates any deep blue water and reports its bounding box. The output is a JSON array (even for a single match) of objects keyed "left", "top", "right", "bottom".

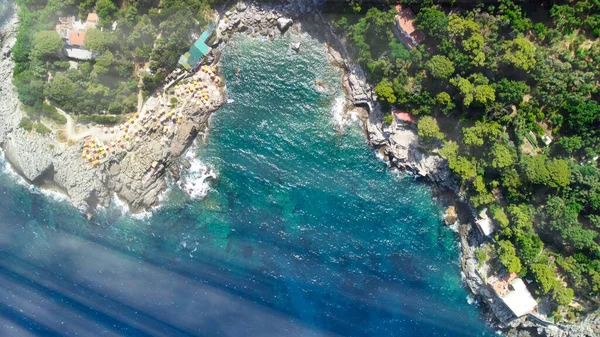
[{"left": 0, "top": 34, "right": 497, "bottom": 336}]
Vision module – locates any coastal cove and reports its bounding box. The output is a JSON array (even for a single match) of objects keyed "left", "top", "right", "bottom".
[{"left": 0, "top": 16, "right": 499, "bottom": 337}]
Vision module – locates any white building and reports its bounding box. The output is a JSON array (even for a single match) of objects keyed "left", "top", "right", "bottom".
[
  {"left": 475, "top": 208, "right": 494, "bottom": 237},
  {"left": 490, "top": 273, "right": 538, "bottom": 317}
]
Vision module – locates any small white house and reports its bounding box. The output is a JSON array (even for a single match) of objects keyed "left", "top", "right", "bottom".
[
  {"left": 475, "top": 208, "right": 494, "bottom": 237},
  {"left": 541, "top": 134, "right": 553, "bottom": 146}
]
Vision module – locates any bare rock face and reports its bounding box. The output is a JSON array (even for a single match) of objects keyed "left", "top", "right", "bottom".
[
  {"left": 346, "top": 73, "right": 370, "bottom": 107},
  {"left": 169, "top": 163, "right": 181, "bottom": 181},
  {"left": 0, "top": 15, "right": 23, "bottom": 145},
  {"left": 4, "top": 129, "right": 56, "bottom": 182},
  {"left": 170, "top": 120, "right": 197, "bottom": 157},
  {"left": 53, "top": 146, "right": 111, "bottom": 210}
]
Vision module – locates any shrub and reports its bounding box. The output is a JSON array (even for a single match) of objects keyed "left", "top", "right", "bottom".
[
  {"left": 76, "top": 114, "right": 121, "bottom": 125},
  {"left": 383, "top": 114, "right": 394, "bottom": 125},
  {"left": 35, "top": 123, "right": 52, "bottom": 135},
  {"left": 19, "top": 117, "right": 33, "bottom": 131},
  {"left": 41, "top": 103, "right": 67, "bottom": 125}
]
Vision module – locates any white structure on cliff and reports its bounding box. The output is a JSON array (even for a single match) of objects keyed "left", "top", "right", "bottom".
[
  {"left": 489, "top": 273, "right": 538, "bottom": 317},
  {"left": 475, "top": 208, "right": 494, "bottom": 237}
]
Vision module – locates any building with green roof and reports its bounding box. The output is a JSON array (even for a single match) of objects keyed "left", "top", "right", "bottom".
[{"left": 178, "top": 28, "right": 213, "bottom": 71}]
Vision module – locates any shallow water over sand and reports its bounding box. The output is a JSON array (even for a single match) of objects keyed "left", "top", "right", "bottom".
[{"left": 0, "top": 33, "right": 496, "bottom": 336}]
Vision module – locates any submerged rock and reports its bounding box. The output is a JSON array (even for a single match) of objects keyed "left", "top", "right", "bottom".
[{"left": 290, "top": 42, "right": 301, "bottom": 51}]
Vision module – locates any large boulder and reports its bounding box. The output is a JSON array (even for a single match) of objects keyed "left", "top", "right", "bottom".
[{"left": 277, "top": 17, "right": 293, "bottom": 32}]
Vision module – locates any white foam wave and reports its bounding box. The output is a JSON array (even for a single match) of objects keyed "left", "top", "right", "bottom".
[
  {"left": 330, "top": 94, "right": 347, "bottom": 128},
  {"left": 179, "top": 151, "right": 217, "bottom": 199},
  {"left": 104, "top": 193, "right": 153, "bottom": 220},
  {"left": 0, "top": 149, "right": 73, "bottom": 204},
  {"left": 34, "top": 186, "right": 71, "bottom": 203}
]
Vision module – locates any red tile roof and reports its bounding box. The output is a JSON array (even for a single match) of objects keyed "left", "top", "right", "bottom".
[
  {"left": 70, "top": 31, "right": 86, "bottom": 46},
  {"left": 396, "top": 5, "right": 426, "bottom": 45},
  {"left": 396, "top": 5, "right": 418, "bottom": 35},
  {"left": 393, "top": 110, "right": 417, "bottom": 123}
]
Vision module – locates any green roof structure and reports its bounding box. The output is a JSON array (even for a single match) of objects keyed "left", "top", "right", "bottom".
[{"left": 178, "top": 28, "right": 213, "bottom": 71}]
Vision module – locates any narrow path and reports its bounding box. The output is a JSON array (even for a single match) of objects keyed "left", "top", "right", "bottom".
[{"left": 53, "top": 106, "right": 114, "bottom": 142}]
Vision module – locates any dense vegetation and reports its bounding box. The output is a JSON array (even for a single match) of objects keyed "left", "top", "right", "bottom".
[
  {"left": 12, "top": 0, "right": 218, "bottom": 123},
  {"left": 329, "top": 0, "right": 600, "bottom": 321}
]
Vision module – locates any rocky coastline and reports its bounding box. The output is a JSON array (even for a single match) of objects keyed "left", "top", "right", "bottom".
[
  {"left": 0, "top": 9, "right": 224, "bottom": 213},
  {"left": 0, "top": 1, "right": 598, "bottom": 335},
  {"left": 270, "top": 3, "right": 600, "bottom": 337}
]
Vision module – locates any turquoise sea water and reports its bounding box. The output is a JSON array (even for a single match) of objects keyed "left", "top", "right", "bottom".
[{"left": 0, "top": 33, "right": 497, "bottom": 336}]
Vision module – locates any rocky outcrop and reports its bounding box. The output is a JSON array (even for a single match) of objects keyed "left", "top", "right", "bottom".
[
  {"left": 170, "top": 120, "right": 197, "bottom": 157},
  {"left": 4, "top": 128, "right": 57, "bottom": 182},
  {"left": 0, "top": 14, "right": 22, "bottom": 145},
  {"left": 277, "top": 17, "right": 293, "bottom": 32},
  {"left": 53, "top": 147, "right": 110, "bottom": 210}
]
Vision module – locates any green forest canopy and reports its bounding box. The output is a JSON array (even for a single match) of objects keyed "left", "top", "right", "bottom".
[
  {"left": 12, "top": 0, "right": 218, "bottom": 120},
  {"left": 329, "top": 0, "right": 600, "bottom": 320}
]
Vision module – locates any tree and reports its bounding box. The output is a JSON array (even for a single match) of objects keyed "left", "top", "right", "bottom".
[
  {"left": 451, "top": 76, "right": 475, "bottom": 106},
  {"left": 502, "top": 37, "right": 536, "bottom": 71},
  {"left": 45, "top": 73, "right": 78, "bottom": 112},
  {"left": 84, "top": 29, "right": 108, "bottom": 53},
  {"left": 425, "top": 55, "right": 455, "bottom": 79},
  {"left": 531, "top": 263, "right": 558, "bottom": 294},
  {"left": 95, "top": 0, "right": 118, "bottom": 23},
  {"left": 557, "top": 136, "right": 583, "bottom": 154},
  {"left": 93, "top": 50, "right": 114, "bottom": 75},
  {"left": 498, "top": 240, "right": 522, "bottom": 273},
  {"left": 546, "top": 159, "right": 571, "bottom": 188},
  {"left": 451, "top": 75, "right": 496, "bottom": 107},
  {"left": 474, "top": 85, "right": 496, "bottom": 106},
  {"left": 374, "top": 78, "right": 396, "bottom": 104},
  {"left": 436, "top": 91, "right": 455, "bottom": 114},
  {"left": 490, "top": 143, "right": 516, "bottom": 169},
  {"left": 452, "top": 156, "right": 477, "bottom": 180},
  {"left": 491, "top": 206, "right": 510, "bottom": 231},
  {"left": 462, "top": 121, "right": 503, "bottom": 146},
  {"left": 492, "top": 78, "right": 530, "bottom": 105},
  {"left": 415, "top": 7, "right": 448, "bottom": 39},
  {"left": 447, "top": 14, "right": 486, "bottom": 67},
  {"left": 521, "top": 155, "right": 550, "bottom": 185},
  {"left": 553, "top": 285, "right": 574, "bottom": 306},
  {"left": 32, "top": 31, "right": 63, "bottom": 58},
  {"left": 417, "top": 116, "right": 444, "bottom": 141},
  {"left": 471, "top": 175, "right": 494, "bottom": 206}
]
